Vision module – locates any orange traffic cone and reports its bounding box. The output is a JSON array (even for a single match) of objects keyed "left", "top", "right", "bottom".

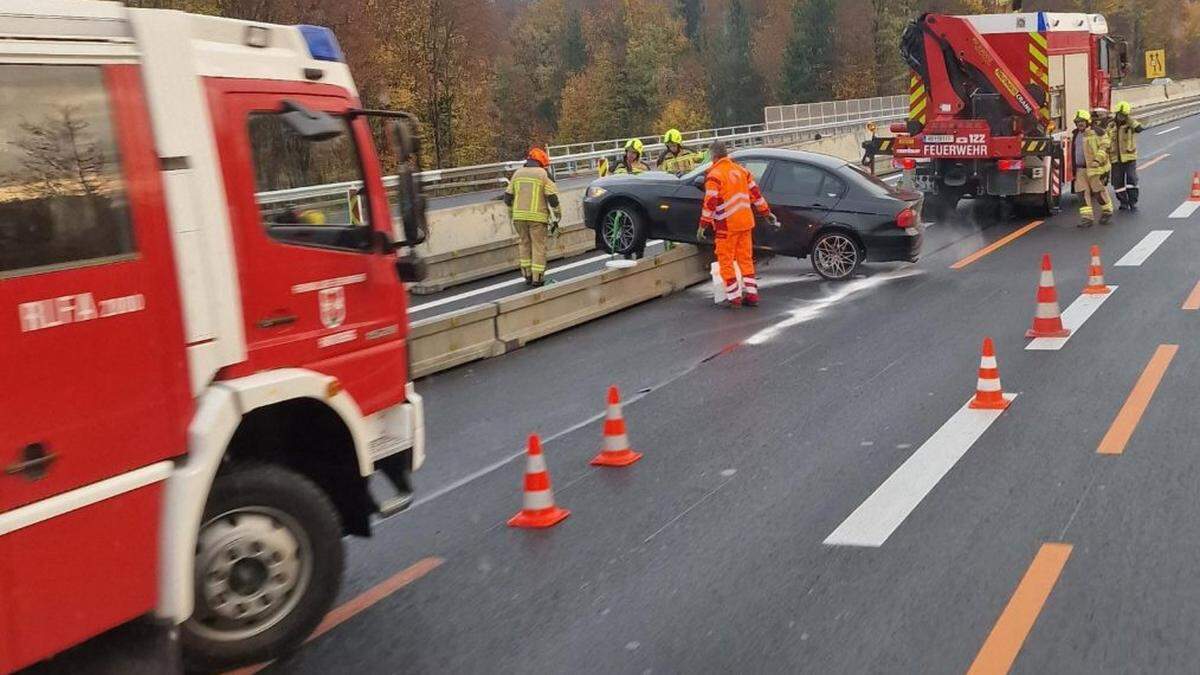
[
  {"left": 1026, "top": 253, "right": 1071, "bottom": 338},
  {"left": 508, "top": 434, "right": 570, "bottom": 529},
  {"left": 1082, "top": 245, "right": 1110, "bottom": 295},
  {"left": 1190, "top": 172, "right": 1200, "bottom": 202},
  {"left": 590, "top": 386, "right": 643, "bottom": 467},
  {"left": 969, "top": 337, "right": 1010, "bottom": 410}
]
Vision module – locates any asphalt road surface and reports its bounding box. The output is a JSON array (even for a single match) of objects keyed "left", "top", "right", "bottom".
[{"left": 258, "top": 114, "right": 1200, "bottom": 674}]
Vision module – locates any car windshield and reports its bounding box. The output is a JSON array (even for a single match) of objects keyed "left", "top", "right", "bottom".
[{"left": 841, "top": 162, "right": 903, "bottom": 198}]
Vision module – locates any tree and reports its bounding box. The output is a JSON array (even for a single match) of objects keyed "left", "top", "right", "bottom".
[
  {"left": 12, "top": 106, "right": 108, "bottom": 199},
  {"left": 831, "top": 0, "right": 878, "bottom": 99},
  {"left": 706, "top": 0, "right": 765, "bottom": 125},
  {"left": 781, "top": 0, "right": 837, "bottom": 103},
  {"left": 872, "top": 0, "right": 918, "bottom": 96}
]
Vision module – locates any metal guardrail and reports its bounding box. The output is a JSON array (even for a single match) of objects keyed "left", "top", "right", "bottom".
[{"left": 254, "top": 87, "right": 1200, "bottom": 208}]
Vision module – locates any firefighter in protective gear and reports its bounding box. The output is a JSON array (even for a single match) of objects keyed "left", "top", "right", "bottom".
[
  {"left": 657, "top": 128, "right": 703, "bottom": 175},
  {"left": 614, "top": 138, "right": 650, "bottom": 175},
  {"left": 1071, "top": 110, "right": 1112, "bottom": 228},
  {"left": 505, "top": 147, "right": 560, "bottom": 286},
  {"left": 697, "top": 141, "right": 776, "bottom": 307},
  {"left": 1112, "top": 100, "right": 1144, "bottom": 210}
]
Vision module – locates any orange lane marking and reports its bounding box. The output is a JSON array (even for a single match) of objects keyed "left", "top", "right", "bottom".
[
  {"left": 950, "top": 220, "right": 1044, "bottom": 270},
  {"left": 1183, "top": 280, "right": 1200, "bottom": 310},
  {"left": 966, "top": 543, "right": 1073, "bottom": 675},
  {"left": 1098, "top": 344, "right": 1179, "bottom": 455},
  {"left": 228, "top": 556, "right": 445, "bottom": 675},
  {"left": 1139, "top": 153, "right": 1170, "bottom": 171}
]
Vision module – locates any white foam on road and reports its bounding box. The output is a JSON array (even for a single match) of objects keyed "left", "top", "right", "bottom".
[
  {"left": 410, "top": 240, "right": 664, "bottom": 314},
  {"left": 1115, "top": 230, "right": 1172, "bottom": 265},
  {"left": 1026, "top": 286, "right": 1118, "bottom": 351},
  {"left": 824, "top": 394, "right": 1017, "bottom": 547},
  {"left": 1169, "top": 202, "right": 1200, "bottom": 219},
  {"left": 743, "top": 267, "right": 924, "bottom": 346},
  {"left": 1156, "top": 126, "right": 1181, "bottom": 136}
]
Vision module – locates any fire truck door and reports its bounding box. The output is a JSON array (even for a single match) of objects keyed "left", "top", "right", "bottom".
[
  {"left": 210, "top": 84, "right": 408, "bottom": 414},
  {"left": 0, "top": 64, "right": 188, "bottom": 670}
]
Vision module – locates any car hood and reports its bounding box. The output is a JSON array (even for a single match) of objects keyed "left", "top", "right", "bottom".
[{"left": 590, "top": 171, "right": 682, "bottom": 189}]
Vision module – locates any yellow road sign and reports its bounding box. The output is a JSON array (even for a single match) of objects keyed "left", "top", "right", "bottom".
[{"left": 1145, "top": 49, "right": 1166, "bottom": 79}]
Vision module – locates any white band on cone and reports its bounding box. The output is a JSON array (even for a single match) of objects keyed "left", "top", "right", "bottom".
[
  {"left": 980, "top": 355, "right": 997, "bottom": 368},
  {"left": 607, "top": 404, "right": 621, "bottom": 419},
  {"left": 527, "top": 454, "right": 547, "bottom": 473},
  {"left": 1035, "top": 303, "right": 1061, "bottom": 318},
  {"left": 1039, "top": 270, "right": 1055, "bottom": 286},
  {"left": 977, "top": 378, "right": 1002, "bottom": 392},
  {"left": 523, "top": 488, "right": 555, "bottom": 510},
  {"left": 605, "top": 434, "right": 630, "bottom": 452}
]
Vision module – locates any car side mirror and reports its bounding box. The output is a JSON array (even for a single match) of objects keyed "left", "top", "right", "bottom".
[
  {"left": 279, "top": 100, "right": 343, "bottom": 141},
  {"left": 395, "top": 251, "right": 427, "bottom": 282},
  {"left": 691, "top": 174, "right": 706, "bottom": 188}
]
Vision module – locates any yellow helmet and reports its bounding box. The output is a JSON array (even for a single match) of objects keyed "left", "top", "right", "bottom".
[
  {"left": 1115, "top": 100, "right": 1132, "bottom": 115},
  {"left": 624, "top": 138, "right": 644, "bottom": 155},
  {"left": 662, "top": 128, "right": 683, "bottom": 145},
  {"left": 1074, "top": 109, "right": 1091, "bottom": 123},
  {"left": 297, "top": 209, "right": 327, "bottom": 225}
]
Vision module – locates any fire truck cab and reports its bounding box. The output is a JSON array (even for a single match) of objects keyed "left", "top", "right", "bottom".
[
  {"left": 865, "top": 11, "right": 1128, "bottom": 218},
  {"left": 0, "top": 1, "right": 428, "bottom": 671}
]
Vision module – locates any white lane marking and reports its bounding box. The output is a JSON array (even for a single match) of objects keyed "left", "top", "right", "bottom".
[
  {"left": 1114, "top": 230, "right": 1172, "bottom": 265},
  {"left": 744, "top": 267, "right": 923, "bottom": 346},
  {"left": 824, "top": 394, "right": 1016, "bottom": 547},
  {"left": 1155, "top": 126, "right": 1181, "bottom": 136},
  {"left": 410, "top": 240, "right": 664, "bottom": 314},
  {"left": 1169, "top": 202, "right": 1200, "bottom": 219},
  {"left": 1026, "top": 286, "right": 1118, "bottom": 350},
  {"left": 883, "top": 174, "right": 902, "bottom": 182}
]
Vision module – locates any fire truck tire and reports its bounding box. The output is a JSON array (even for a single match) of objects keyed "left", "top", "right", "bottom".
[
  {"left": 182, "top": 462, "right": 344, "bottom": 672},
  {"left": 922, "top": 193, "right": 959, "bottom": 222}
]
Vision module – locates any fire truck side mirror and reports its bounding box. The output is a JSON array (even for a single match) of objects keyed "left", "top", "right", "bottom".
[{"left": 279, "top": 100, "right": 344, "bottom": 141}]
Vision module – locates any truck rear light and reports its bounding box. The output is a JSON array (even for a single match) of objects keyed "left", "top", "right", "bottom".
[
  {"left": 998, "top": 159, "right": 1024, "bottom": 171},
  {"left": 896, "top": 208, "right": 917, "bottom": 229},
  {"left": 893, "top": 158, "right": 917, "bottom": 170}
]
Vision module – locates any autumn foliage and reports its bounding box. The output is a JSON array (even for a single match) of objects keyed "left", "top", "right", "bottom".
[{"left": 126, "top": 0, "right": 1200, "bottom": 168}]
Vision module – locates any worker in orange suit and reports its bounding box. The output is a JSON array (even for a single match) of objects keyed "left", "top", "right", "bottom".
[{"left": 697, "top": 141, "right": 777, "bottom": 307}]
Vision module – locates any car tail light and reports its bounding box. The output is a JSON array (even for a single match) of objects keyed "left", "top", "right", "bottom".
[
  {"left": 896, "top": 207, "right": 917, "bottom": 229},
  {"left": 998, "top": 159, "right": 1024, "bottom": 171},
  {"left": 892, "top": 158, "right": 917, "bottom": 170}
]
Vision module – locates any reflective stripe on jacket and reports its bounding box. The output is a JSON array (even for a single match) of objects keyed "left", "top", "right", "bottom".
[
  {"left": 700, "top": 157, "right": 770, "bottom": 232},
  {"left": 660, "top": 149, "right": 703, "bottom": 175},
  {"left": 506, "top": 166, "right": 558, "bottom": 223},
  {"left": 1114, "top": 117, "right": 1143, "bottom": 163},
  {"left": 1082, "top": 128, "right": 1109, "bottom": 178}
]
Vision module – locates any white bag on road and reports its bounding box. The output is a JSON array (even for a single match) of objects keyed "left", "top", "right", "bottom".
[{"left": 710, "top": 261, "right": 743, "bottom": 304}]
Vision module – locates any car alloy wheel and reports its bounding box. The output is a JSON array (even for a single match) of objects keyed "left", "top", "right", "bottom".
[
  {"left": 602, "top": 208, "right": 637, "bottom": 253},
  {"left": 813, "top": 232, "right": 859, "bottom": 280}
]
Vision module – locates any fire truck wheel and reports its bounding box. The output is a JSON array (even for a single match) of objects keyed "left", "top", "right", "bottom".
[{"left": 182, "top": 463, "right": 344, "bottom": 672}]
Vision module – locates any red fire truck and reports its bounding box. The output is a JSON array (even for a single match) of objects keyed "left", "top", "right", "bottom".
[
  {"left": 864, "top": 10, "right": 1128, "bottom": 218},
  {"left": 0, "top": 2, "right": 429, "bottom": 671}
]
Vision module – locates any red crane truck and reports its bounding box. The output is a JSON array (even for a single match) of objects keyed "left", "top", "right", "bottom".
[
  {"left": 0, "top": 1, "right": 429, "bottom": 671},
  {"left": 864, "top": 10, "right": 1128, "bottom": 219}
]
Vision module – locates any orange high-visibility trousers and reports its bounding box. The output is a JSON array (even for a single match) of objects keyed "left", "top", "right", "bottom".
[{"left": 715, "top": 229, "right": 756, "bottom": 301}]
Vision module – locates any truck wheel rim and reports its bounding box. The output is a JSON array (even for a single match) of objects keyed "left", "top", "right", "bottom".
[
  {"left": 188, "top": 506, "right": 313, "bottom": 642},
  {"left": 603, "top": 209, "right": 635, "bottom": 251},
  {"left": 815, "top": 234, "right": 857, "bottom": 278}
]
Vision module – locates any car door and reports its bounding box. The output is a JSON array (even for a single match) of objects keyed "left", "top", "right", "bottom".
[
  {"left": 207, "top": 81, "right": 408, "bottom": 415},
  {"left": 760, "top": 160, "right": 845, "bottom": 253},
  {"left": 0, "top": 62, "right": 189, "bottom": 672},
  {"left": 661, "top": 158, "right": 772, "bottom": 242}
]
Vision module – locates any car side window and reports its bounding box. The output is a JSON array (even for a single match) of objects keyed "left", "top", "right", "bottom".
[
  {"left": 741, "top": 159, "right": 770, "bottom": 183},
  {"left": 769, "top": 161, "right": 825, "bottom": 196},
  {"left": 248, "top": 113, "right": 372, "bottom": 252},
  {"left": 0, "top": 64, "right": 135, "bottom": 277},
  {"left": 820, "top": 173, "right": 847, "bottom": 199}
]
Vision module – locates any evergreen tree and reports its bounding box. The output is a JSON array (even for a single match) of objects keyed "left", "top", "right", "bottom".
[
  {"left": 676, "top": 0, "right": 703, "bottom": 46},
  {"left": 781, "top": 0, "right": 837, "bottom": 103},
  {"left": 706, "top": 0, "right": 765, "bottom": 126},
  {"left": 563, "top": 5, "right": 587, "bottom": 75}
]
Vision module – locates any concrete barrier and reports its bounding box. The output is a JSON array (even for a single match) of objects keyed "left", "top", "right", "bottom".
[
  {"left": 409, "top": 303, "right": 502, "bottom": 379},
  {"left": 410, "top": 245, "right": 711, "bottom": 378},
  {"left": 495, "top": 245, "right": 709, "bottom": 348}
]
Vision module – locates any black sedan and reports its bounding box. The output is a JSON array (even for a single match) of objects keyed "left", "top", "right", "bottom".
[{"left": 582, "top": 148, "right": 923, "bottom": 280}]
